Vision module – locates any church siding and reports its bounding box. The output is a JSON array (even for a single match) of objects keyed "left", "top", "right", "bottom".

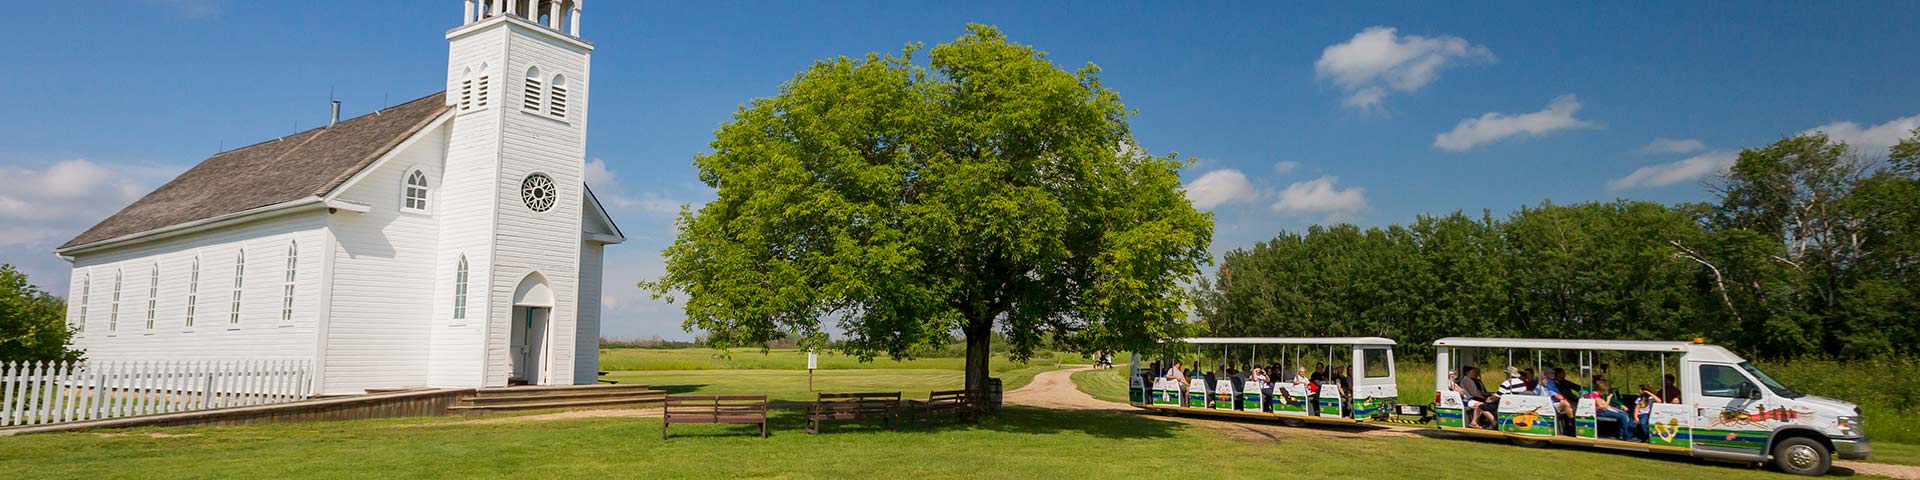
[
  {"left": 66, "top": 213, "right": 327, "bottom": 364},
  {"left": 323, "top": 124, "right": 451, "bottom": 394}
]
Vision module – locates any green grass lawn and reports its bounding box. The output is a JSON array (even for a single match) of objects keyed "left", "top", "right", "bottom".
[
  {"left": 596, "top": 347, "right": 1082, "bottom": 403},
  {"left": 1071, "top": 367, "right": 1131, "bottom": 404},
  {"left": 1, "top": 407, "right": 1886, "bottom": 479}
]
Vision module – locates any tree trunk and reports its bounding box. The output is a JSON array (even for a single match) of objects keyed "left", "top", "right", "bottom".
[{"left": 963, "top": 317, "right": 992, "bottom": 395}]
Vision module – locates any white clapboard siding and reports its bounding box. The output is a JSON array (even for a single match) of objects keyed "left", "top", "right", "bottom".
[{"left": 0, "top": 360, "right": 311, "bottom": 427}]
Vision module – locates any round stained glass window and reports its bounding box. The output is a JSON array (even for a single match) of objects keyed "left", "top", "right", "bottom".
[{"left": 521, "top": 173, "right": 556, "bottom": 212}]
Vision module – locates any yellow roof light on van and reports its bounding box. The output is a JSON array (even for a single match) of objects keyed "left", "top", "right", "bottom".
[{"left": 1693, "top": 337, "right": 1705, "bottom": 344}]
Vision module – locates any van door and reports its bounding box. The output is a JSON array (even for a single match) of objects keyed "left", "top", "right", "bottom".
[{"left": 1689, "top": 362, "right": 1769, "bottom": 459}]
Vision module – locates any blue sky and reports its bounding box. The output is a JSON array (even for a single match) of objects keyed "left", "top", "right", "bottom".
[{"left": 3, "top": 1, "right": 1917, "bottom": 340}]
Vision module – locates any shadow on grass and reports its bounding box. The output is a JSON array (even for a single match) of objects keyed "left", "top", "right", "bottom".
[
  {"left": 658, "top": 407, "right": 1183, "bottom": 440},
  {"left": 920, "top": 407, "right": 1182, "bottom": 440},
  {"left": 651, "top": 384, "right": 711, "bottom": 395}
]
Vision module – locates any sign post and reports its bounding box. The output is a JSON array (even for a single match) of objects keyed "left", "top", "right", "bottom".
[{"left": 807, "top": 350, "right": 818, "bottom": 391}]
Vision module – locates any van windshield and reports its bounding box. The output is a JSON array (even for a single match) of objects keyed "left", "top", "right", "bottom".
[{"left": 1739, "top": 362, "right": 1803, "bottom": 398}]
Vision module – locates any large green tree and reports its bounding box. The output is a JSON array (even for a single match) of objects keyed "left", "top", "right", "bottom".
[
  {"left": 644, "top": 25, "right": 1213, "bottom": 392},
  {"left": 0, "top": 264, "right": 80, "bottom": 363}
]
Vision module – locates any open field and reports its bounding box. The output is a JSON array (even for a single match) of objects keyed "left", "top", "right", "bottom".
[
  {"left": 598, "top": 347, "right": 1091, "bottom": 372},
  {"left": 0, "top": 406, "right": 1895, "bottom": 480},
  {"left": 596, "top": 347, "right": 1084, "bottom": 403},
  {"left": 604, "top": 366, "right": 1059, "bottom": 404}
]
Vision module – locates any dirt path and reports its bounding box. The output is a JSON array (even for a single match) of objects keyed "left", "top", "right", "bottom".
[
  {"left": 1003, "top": 366, "right": 1133, "bottom": 411},
  {"left": 1840, "top": 462, "right": 1920, "bottom": 480}
]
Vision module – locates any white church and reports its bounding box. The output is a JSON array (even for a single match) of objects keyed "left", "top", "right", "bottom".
[{"left": 53, "top": 1, "right": 619, "bottom": 395}]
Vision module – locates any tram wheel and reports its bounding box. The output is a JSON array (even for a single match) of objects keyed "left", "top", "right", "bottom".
[
  {"left": 1770, "top": 437, "right": 1830, "bottom": 476},
  {"left": 1510, "top": 438, "right": 1549, "bottom": 448},
  {"left": 1281, "top": 419, "right": 1305, "bottom": 427}
]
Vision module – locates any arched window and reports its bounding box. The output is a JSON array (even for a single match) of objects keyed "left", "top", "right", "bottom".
[
  {"left": 548, "top": 74, "right": 569, "bottom": 119},
  {"left": 230, "top": 250, "right": 245, "bottom": 325},
  {"left": 459, "top": 67, "right": 475, "bottom": 111},
  {"left": 77, "top": 273, "right": 90, "bottom": 334},
  {"left": 186, "top": 257, "right": 199, "bottom": 328},
  {"left": 523, "top": 66, "right": 544, "bottom": 112},
  {"left": 110, "top": 269, "right": 122, "bottom": 332},
  {"left": 404, "top": 170, "right": 430, "bottom": 212},
  {"left": 281, "top": 242, "right": 298, "bottom": 322},
  {"left": 453, "top": 255, "right": 469, "bottom": 320},
  {"left": 146, "top": 263, "right": 159, "bottom": 330}
]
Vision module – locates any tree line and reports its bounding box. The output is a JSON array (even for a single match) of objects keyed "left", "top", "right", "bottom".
[{"left": 1193, "top": 131, "right": 1920, "bottom": 360}]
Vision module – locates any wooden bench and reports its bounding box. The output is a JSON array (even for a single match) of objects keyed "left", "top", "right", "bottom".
[
  {"left": 661, "top": 394, "right": 768, "bottom": 439},
  {"left": 806, "top": 392, "right": 901, "bottom": 434},
  {"left": 908, "top": 389, "right": 977, "bottom": 427}
]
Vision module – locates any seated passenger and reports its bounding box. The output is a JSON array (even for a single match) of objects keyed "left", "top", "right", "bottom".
[
  {"left": 1589, "top": 379, "right": 1638, "bottom": 441},
  {"left": 1165, "top": 360, "right": 1188, "bottom": 387},
  {"left": 1537, "top": 369, "right": 1574, "bottom": 421},
  {"left": 1553, "top": 367, "right": 1582, "bottom": 397},
  {"left": 1633, "top": 383, "right": 1657, "bottom": 439},
  {"left": 1335, "top": 366, "right": 1352, "bottom": 400},
  {"left": 1251, "top": 367, "right": 1272, "bottom": 412},
  {"left": 1456, "top": 366, "right": 1497, "bottom": 429},
  {"left": 1660, "top": 374, "right": 1682, "bottom": 405},
  {"left": 1498, "top": 366, "right": 1530, "bottom": 396}
]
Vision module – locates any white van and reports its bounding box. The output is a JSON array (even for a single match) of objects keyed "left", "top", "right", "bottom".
[{"left": 1433, "top": 337, "right": 1869, "bottom": 476}]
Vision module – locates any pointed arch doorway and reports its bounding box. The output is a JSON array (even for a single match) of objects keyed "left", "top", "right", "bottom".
[{"left": 510, "top": 272, "right": 554, "bottom": 385}]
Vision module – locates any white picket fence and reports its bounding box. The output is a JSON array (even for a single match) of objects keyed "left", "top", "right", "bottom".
[{"left": 0, "top": 360, "right": 313, "bottom": 427}]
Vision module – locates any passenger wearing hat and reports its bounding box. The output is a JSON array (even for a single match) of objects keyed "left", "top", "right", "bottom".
[{"left": 1497, "top": 366, "right": 1531, "bottom": 396}]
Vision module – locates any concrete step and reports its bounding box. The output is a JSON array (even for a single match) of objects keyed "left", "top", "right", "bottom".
[
  {"left": 457, "top": 390, "right": 666, "bottom": 407},
  {"left": 446, "top": 395, "right": 665, "bottom": 416}
]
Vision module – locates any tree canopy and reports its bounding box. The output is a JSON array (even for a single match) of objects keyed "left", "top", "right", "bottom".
[
  {"left": 1196, "top": 130, "right": 1920, "bottom": 359},
  {"left": 644, "top": 24, "right": 1213, "bottom": 391},
  {"left": 0, "top": 264, "right": 80, "bottom": 362}
]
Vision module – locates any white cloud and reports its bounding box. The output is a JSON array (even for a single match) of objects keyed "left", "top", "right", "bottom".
[
  {"left": 585, "top": 158, "right": 685, "bottom": 215},
  {"left": 1183, "top": 169, "right": 1259, "bottom": 210},
  {"left": 1804, "top": 113, "right": 1920, "bottom": 155},
  {"left": 0, "top": 158, "right": 180, "bottom": 298},
  {"left": 0, "top": 160, "right": 159, "bottom": 222},
  {"left": 1316, "top": 26, "right": 1494, "bottom": 109},
  {"left": 1271, "top": 161, "right": 1300, "bottom": 175},
  {"left": 1270, "top": 175, "right": 1368, "bottom": 216},
  {"left": 1433, "top": 94, "right": 1598, "bottom": 151},
  {"left": 143, "top": 0, "right": 223, "bottom": 19},
  {"left": 1638, "top": 137, "right": 1705, "bottom": 155},
  {"left": 1606, "top": 151, "right": 1737, "bottom": 190}
]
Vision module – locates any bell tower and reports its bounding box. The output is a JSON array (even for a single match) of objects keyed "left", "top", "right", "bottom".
[{"left": 441, "top": 0, "right": 594, "bottom": 387}]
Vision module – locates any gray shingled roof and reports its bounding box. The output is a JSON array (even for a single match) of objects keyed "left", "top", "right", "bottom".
[{"left": 60, "top": 92, "right": 450, "bottom": 250}]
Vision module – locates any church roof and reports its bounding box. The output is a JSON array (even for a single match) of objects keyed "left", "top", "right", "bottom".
[{"left": 60, "top": 92, "right": 451, "bottom": 251}]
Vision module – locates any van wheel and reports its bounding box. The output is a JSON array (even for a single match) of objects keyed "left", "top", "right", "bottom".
[{"left": 1772, "top": 437, "right": 1830, "bottom": 476}]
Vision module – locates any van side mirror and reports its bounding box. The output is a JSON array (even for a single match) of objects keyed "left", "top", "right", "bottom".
[{"left": 1739, "top": 383, "right": 1762, "bottom": 399}]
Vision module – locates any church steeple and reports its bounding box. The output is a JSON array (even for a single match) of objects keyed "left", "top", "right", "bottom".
[
  {"left": 462, "top": 0, "right": 583, "bottom": 37},
  {"left": 444, "top": 0, "right": 595, "bottom": 387}
]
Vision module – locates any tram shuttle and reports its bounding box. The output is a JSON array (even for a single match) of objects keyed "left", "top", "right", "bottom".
[
  {"left": 1128, "top": 337, "right": 1870, "bottom": 477},
  {"left": 1128, "top": 337, "right": 1400, "bottom": 426}
]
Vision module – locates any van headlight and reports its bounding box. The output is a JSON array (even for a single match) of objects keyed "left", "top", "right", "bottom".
[{"left": 1837, "top": 416, "right": 1863, "bottom": 437}]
